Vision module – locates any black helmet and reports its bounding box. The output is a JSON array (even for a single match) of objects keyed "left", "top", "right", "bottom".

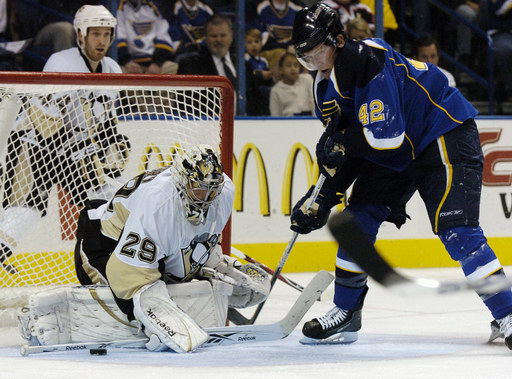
[{"left": 292, "top": 3, "right": 344, "bottom": 57}]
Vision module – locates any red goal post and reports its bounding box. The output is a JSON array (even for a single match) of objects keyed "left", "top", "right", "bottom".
[{"left": 0, "top": 72, "right": 234, "bottom": 294}]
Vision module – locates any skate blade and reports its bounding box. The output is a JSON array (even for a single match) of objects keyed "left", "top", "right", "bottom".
[
  {"left": 299, "top": 331, "right": 358, "bottom": 345},
  {"left": 488, "top": 320, "right": 504, "bottom": 343}
]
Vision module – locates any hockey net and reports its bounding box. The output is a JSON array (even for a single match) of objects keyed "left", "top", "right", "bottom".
[{"left": 0, "top": 72, "right": 234, "bottom": 329}]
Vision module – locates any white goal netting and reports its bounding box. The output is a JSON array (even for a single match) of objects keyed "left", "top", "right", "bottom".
[{"left": 0, "top": 73, "right": 233, "bottom": 308}]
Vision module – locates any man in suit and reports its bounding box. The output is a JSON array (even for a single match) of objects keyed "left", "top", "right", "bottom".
[
  {"left": 178, "top": 14, "right": 236, "bottom": 85},
  {"left": 178, "top": 14, "right": 268, "bottom": 115}
]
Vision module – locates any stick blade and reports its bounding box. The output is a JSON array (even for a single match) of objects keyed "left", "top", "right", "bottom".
[
  {"left": 277, "top": 270, "right": 333, "bottom": 337},
  {"left": 328, "top": 211, "right": 405, "bottom": 287}
]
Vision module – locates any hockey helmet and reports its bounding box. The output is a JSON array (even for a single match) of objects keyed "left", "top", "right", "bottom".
[
  {"left": 292, "top": 3, "right": 344, "bottom": 69},
  {"left": 74, "top": 5, "right": 117, "bottom": 49},
  {"left": 172, "top": 145, "right": 225, "bottom": 225}
]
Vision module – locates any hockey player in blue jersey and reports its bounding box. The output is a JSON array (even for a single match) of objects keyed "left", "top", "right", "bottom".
[{"left": 289, "top": 3, "right": 512, "bottom": 350}]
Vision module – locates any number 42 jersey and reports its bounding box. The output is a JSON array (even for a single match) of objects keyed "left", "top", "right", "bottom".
[{"left": 314, "top": 38, "right": 478, "bottom": 172}]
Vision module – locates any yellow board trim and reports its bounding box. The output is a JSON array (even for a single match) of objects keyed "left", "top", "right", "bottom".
[{"left": 2, "top": 238, "right": 512, "bottom": 286}]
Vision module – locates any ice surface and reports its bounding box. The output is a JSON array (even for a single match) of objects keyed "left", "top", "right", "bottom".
[{"left": 1, "top": 268, "right": 511, "bottom": 379}]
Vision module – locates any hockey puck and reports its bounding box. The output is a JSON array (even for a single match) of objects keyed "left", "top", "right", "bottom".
[{"left": 89, "top": 348, "right": 107, "bottom": 356}]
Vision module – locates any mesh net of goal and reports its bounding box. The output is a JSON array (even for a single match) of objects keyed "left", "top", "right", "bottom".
[{"left": 0, "top": 73, "right": 233, "bottom": 315}]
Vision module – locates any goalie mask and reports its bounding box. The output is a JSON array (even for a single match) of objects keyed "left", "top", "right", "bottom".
[{"left": 172, "top": 145, "right": 225, "bottom": 225}]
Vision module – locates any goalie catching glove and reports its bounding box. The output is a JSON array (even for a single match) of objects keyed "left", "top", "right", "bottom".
[
  {"left": 291, "top": 184, "right": 344, "bottom": 234},
  {"left": 201, "top": 247, "right": 270, "bottom": 308}
]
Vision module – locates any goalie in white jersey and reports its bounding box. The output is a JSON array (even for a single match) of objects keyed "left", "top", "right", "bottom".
[{"left": 71, "top": 145, "right": 270, "bottom": 353}]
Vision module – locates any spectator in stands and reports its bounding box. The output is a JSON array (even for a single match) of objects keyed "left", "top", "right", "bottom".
[
  {"left": 245, "top": 28, "right": 273, "bottom": 115},
  {"left": 177, "top": 14, "right": 236, "bottom": 84},
  {"left": 482, "top": 0, "right": 512, "bottom": 100},
  {"left": 165, "top": 0, "right": 214, "bottom": 61},
  {"left": 9, "top": 0, "right": 92, "bottom": 69},
  {"left": 359, "top": 0, "right": 397, "bottom": 32},
  {"left": 346, "top": 17, "right": 373, "bottom": 40},
  {"left": 117, "top": 0, "right": 177, "bottom": 74},
  {"left": 0, "top": 0, "right": 24, "bottom": 71},
  {"left": 413, "top": 36, "right": 457, "bottom": 88},
  {"left": 253, "top": 0, "right": 303, "bottom": 71},
  {"left": 0, "top": 0, "right": 6, "bottom": 39},
  {"left": 270, "top": 52, "right": 314, "bottom": 116},
  {"left": 321, "top": 0, "right": 374, "bottom": 31},
  {"left": 450, "top": 1, "right": 480, "bottom": 67}
]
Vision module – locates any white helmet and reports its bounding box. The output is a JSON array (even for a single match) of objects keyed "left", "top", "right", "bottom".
[
  {"left": 171, "top": 145, "right": 225, "bottom": 225},
  {"left": 74, "top": 5, "right": 117, "bottom": 49}
]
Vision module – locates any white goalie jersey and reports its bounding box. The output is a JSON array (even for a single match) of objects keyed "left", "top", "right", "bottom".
[{"left": 87, "top": 167, "right": 234, "bottom": 300}]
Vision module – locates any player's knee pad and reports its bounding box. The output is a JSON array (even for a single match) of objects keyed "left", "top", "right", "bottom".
[
  {"left": 438, "top": 225, "right": 487, "bottom": 262},
  {"left": 344, "top": 203, "right": 390, "bottom": 243}
]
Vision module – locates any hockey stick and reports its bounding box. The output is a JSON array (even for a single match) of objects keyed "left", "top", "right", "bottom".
[
  {"left": 20, "top": 270, "right": 333, "bottom": 356},
  {"left": 327, "top": 210, "right": 512, "bottom": 295},
  {"left": 230, "top": 247, "right": 307, "bottom": 294},
  {"left": 244, "top": 174, "right": 327, "bottom": 325},
  {"left": 228, "top": 247, "right": 322, "bottom": 325}
]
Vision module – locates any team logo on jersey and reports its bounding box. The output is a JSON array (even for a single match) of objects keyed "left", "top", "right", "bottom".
[{"left": 175, "top": 233, "right": 220, "bottom": 281}]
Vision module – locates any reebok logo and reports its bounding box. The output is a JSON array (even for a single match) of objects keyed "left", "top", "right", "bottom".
[
  {"left": 439, "top": 210, "right": 463, "bottom": 217},
  {"left": 147, "top": 308, "right": 176, "bottom": 337},
  {"left": 238, "top": 336, "right": 256, "bottom": 341},
  {"left": 65, "top": 345, "right": 87, "bottom": 351}
]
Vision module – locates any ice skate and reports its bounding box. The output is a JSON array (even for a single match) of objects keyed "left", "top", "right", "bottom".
[
  {"left": 490, "top": 314, "right": 512, "bottom": 350},
  {"left": 300, "top": 305, "right": 362, "bottom": 344}
]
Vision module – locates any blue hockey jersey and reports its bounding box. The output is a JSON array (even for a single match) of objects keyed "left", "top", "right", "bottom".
[{"left": 314, "top": 38, "right": 477, "bottom": 171}]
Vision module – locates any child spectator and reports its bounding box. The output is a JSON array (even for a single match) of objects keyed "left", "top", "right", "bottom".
[
  {"left": 245, "top": 28, "right": 273, "bottom": 115},
  {"left": 270, "top": 52, "right": 314, "bottom": 116},
  {"left": 245, "top": 29, "right": 273, "bottom": 85},
  {"left": 346, "top": 17, "right": 373, "bottom": 40}
]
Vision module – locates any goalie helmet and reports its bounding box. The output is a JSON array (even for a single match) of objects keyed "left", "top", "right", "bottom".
[
  {"left": 172, "top": 145, "right": 225, "bottom": 225},
  {"left": 73, "top": 5, "right": 117, "bottom": 49},
  {"left": 292, "top": 3, "right": 344, "bottom": 63}
]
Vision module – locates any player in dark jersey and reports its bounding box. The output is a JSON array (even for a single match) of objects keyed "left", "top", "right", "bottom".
[{"left": 289, "top": 3, "right": 512, "bottom": 350}]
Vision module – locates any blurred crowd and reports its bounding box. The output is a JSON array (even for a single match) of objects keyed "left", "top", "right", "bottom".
[{"left": 0, "top": 0, "right": 510, "bottom": 115}]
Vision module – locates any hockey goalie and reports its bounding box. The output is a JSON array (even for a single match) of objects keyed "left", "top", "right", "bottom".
[{"left": 18, "top": 145, "right": 270, "bottom": 353}]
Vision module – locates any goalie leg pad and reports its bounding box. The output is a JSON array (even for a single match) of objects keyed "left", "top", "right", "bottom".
[
  {"left": 17, "top": 280, "right": 230, "bottom": 348},
  {"left": 166, "top": 280, "right": 232, "bottom": 328},
  {"left": 133, "top": 280, "right": 208, "bottom": 353},
  {"left": 17, "top": 286, "right": 144, "bottom": 346}
]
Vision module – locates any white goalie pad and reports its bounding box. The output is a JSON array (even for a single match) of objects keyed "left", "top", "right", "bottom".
[
  {"left": 133, "top": 281, "right": 208, "bottom": 353},
  {"left": 18, "top": 279, "right": 233, "bottom": 348}
]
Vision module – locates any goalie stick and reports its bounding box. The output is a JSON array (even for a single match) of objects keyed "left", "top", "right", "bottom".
[
  {"left": 327, "top": 210, "right": 512, "bottom": 296},
  {"left": 20, "top": 270, "right": 333, "bottom": 356},
  {"left": 243, "top": 174, "right": 327, "bottom": 325}
]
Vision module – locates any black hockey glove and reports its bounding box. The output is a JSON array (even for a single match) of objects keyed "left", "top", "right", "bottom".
[
  {"left": 290, "top": 185, "right": 343, "bottom": 234},
  {"left": 316, "top": 131, "right": 347, "bottom": 178}
]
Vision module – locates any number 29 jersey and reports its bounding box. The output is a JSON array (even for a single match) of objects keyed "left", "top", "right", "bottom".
[{"left": 88, "top": 167, "right": 233, "bottom": 299}]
